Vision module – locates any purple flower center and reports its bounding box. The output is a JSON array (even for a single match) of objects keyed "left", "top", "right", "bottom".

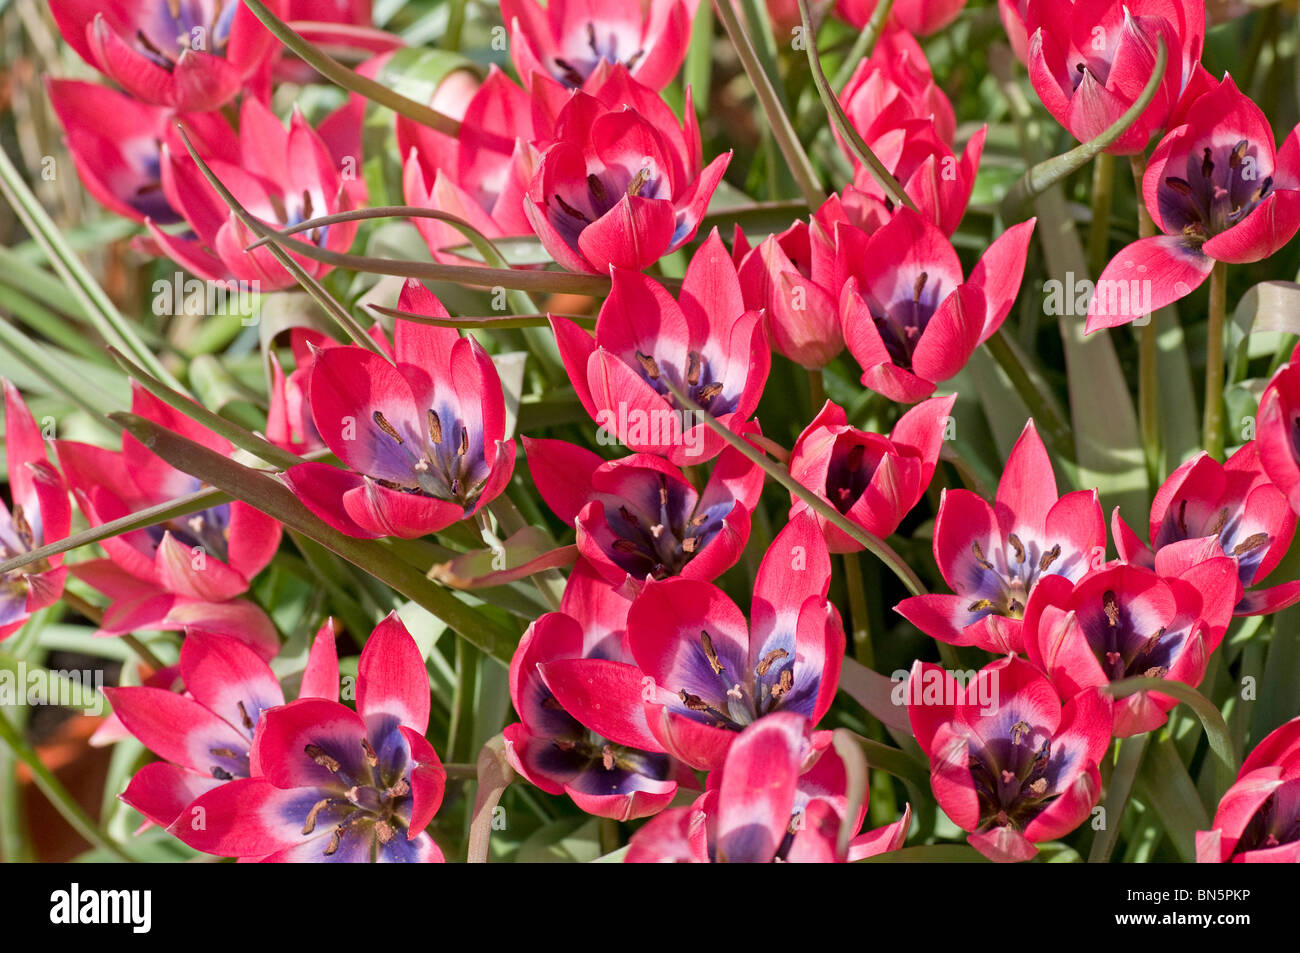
[
  {"left": 826, "top": 439, "right": 881, "bottom": 514},
  {"left": 869, "top": 270, "right": 939, "bottom": 371},
  {"left": 969, "top": 720, "right": 1058, "bottom": 832},
  {"left": 966, "top": 533, "right": 1065, "bottom": 620},
  {"left": 1157, "top": 498, "right": 1269, "bottom": 586},
  {"left": 371, "top": 409, "right": 488, "bottom": 510},
  {"left": 133, "top": 0, "right": 236, "bottom": 70},
  {"left": 671, "top": 630, "right": 804, "bottom": 730},
  {"left": 603, "top": 473, "right": 729, "bottom": 580},
  {"left": 1236, "top": 780, "right": 1300, "bottom": 855},
  {"left": 299, "top": 736, "right": 418, "bottom": 860},
  {"left": 1082, "top": 588, "right": 1179, "bottom": 682},
  {"left": 1161, "top": 142, "right": 1273, "bottom": 246},
  {"left": 631, "top": 348, "right": 736, "bottom": 417},
  {"left": 551, "top": 21, "right": 646, "bottom": 87}
]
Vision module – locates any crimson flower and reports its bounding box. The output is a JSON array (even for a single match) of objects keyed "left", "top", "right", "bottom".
[
  {"left": 523, "top": 436, "right": 764, "bottom": 589},
  {"left": 147, "top": 96, "right": 366, "bottom": 288},
  {"left": 1256, "top": 345, "right": 1300, "bottom": 518},
  {"left": 399, "top": 66, "right": 542, "bottom": 260},
  {"left": 523, "top": 67, "right": 729, "bottom": 273},
  {"left": 552, "top": 231, "right": 769, "bottom": 464},
  {"left": 789, "top": 395, "right": 953, "bottom": 552},
  {"left": 55, "top": 384, "right": 281, "bottom": 632},
  {"left": 1028, "top": 0, "right": 1204, "bottom": 156},
  {"left": 49, "top": 0, "right": 280, "bottom": 112},
  {"left": 502, "top": 0, "right": 696, "bottom": 91},
  {"left": 1023, "top": 557, "right": 1239, "bottom": 737},
  {"left": 840, "top": 209, "right": 1035, "bottom": 402},
  {"left": 625, "top": 712, "right": 912, "bottom": 862},
  {"left": 896, "top": 420, "right": 1106, "bottom": 653},
  {"left": 1112, "top": 442, "right": 1300, "bottom": 615},
  {"left": 1088, "top": 75, "right": 1300, "bottom": 330},
  {"left": 284, "top": 282, "right": 516, "bottom": 539},
  {"left": 1, "top": 381, "right": 71, "bottom": 641},
  {"left": 110, "top": 624, "right": 338, "bottom": 834},
  {"left": 909, "top": 655, "right": 1114, "bottom": 862},
  {"left": 620, "top": 513, "right": 844, "bottom": 770},
  {"left": 176, "top": 614, "right": 447, "bottom": 862},
  {"left": 1198, "top": 716, "right": 1300, "bottom": 863},
  {"left": 503, "top": 559, "right": 694, "bottom": 820}
]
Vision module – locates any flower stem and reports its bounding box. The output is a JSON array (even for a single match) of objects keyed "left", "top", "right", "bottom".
[
  {"left": 1130, "top": 153, "right": 1160, "bottom": 485},
  {"left": 1087, "top": 153, "right": 1115, "bottom": 278},
  {"left": 807, "top": 366, "right": 826, "bottom": 412},
  {"left": 1204, "top": 260, "right": 1229, "bottom": 459},
  {"left": 842, "top": 551, "right": 874, "bottom": 668}
]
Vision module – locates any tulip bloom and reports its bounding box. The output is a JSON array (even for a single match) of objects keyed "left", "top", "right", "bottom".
[
  {"left": 1027, "top": 0, "right": 1204, "bottom": 156},
  {"left": 399, "top": 66, "right": 541, "bottom": 261},
  {"left": 49, "top": 0, "right": 281, "bottom": 112},
  {"left": 838, "top": 0, "right": 967, "bottom": 36},
  {"left": 0, "top": 382, "right": 71, "bottom": 641},
  {"left": 284, "top": 282, "right": 516, "bottom": 539},
  {"left": 909, "top": 656, "right": 1114, "bottom": 862},
  {"left": 625, "top": 712, "right": 912, "bottom": 862},
  {"left": 177, "top": 615, "right": 447, "bottom": 862},
  {"left": 524, "top": 69, "right": 729, "bottom": 273},
  {"left": 1198, "top": 716, "right": 1300, "bottom": 863},
  {"left": 733, "top": 190, "right": 882, "bottom": 370},
  {"left": 502, "top": 0, "right": 697, "bottom": 91},
  {"left": 897, "top": 420, "right": 1106, "bottom": 653},
  {"left": 788, "top": 395, "right": 953, "bottom": 552},
  {"left": 111, "top": 625, "right": 338, "bottom": 833},
  {"left": 1088, "top": 75, "right": 1300, "bottom": 330},
  {"left": 523, "top": 437, "right": 763, "bottom": 589},
  {"left": 147, "top": 97, "right": 366, "bottom": 289},
  {"left": 622, "top": 514, "right": 844, "bottom": 770},
  {"left": 1023, "top": 558, "right": 1239, "bottom": 737},
  {"left": 504, "top": 560, "right": 694, "bottom": 820},
  {"left": 266, "top": 329, "right": 334, "bottom": 455},
  {"left": 552, "top": 231, "right": 769, "bottom": 464},
  {"left": 1112, "top": 443, "right": 1300, "bottom": 615},
  {"left": 45, "top": 80, "right": 213, "bottom": 225},
  {"left": 54, "top": 384, "right": 281, "bottom": 608},
  {"left": 839, "top": 25, "right": 957, "bottom": 150},
  {"left": 1256, "top": 345, "right": 1300, "bottom": 517},
  {"left": 840, "top": 208, "right": 1035, "bottom": 403}
]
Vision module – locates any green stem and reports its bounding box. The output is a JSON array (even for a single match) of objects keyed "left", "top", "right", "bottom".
[
  {"left": 0, "top": 710, "right": 133, "bottom": 861},
  {"left": 1130, "top": 153, "right": 1161, "bottom": 484},
  {"left": 1087, "top": 153, "right": 1115, "bottom": 278},
  {"left": 1088, "top": 733, "right": 1149, "bottom": 863},
  {"left": 807, "top": 366, "right": 826, "bottom": 413},
  {"left": 842, "top": 551, "right": 874, "bottom": 667},
  {"left": 1204, "top": 260, "right": 1228, "bottom": 459}
]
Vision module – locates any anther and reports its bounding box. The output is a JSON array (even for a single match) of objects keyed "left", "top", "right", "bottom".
[{"left": 373, "top": 411, "right": 404, "bottom": 444}]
